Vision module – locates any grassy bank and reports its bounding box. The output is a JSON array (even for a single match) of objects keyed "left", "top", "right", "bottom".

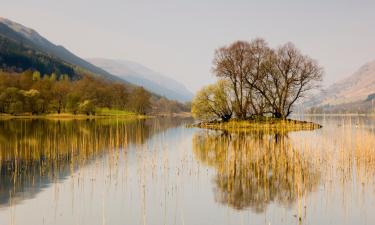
[
  {"left": 194, "top": 117, "right": 322, "bottom": 132},
  {"left": 0, "top": 108, "right": 150, "bottom": 119}
]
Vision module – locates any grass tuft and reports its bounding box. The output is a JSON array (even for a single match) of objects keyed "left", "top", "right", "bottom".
[{"left": 193, "top": 117, "right": 322, "bottom": 132}]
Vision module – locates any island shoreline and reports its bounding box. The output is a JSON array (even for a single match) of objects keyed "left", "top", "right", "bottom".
[{"left": 191, "top": 118, "right": 322, "bottom": 132}]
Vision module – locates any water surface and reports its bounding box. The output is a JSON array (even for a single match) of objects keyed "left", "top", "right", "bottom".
[{"left": 0, "top": 116, "right": 374, "bottom": 225}]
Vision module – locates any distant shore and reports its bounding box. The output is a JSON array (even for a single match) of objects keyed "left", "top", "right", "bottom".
[
  {"left": 0, "top": 111, "right": 194, "bottom": 120},
  {"left": 0, "top": 112, "right": 149, "bottom": 120},
  {"left": 151, "top": 112, "right": 192, "bottom": 118},
  {"left": 303, "top": 113, "right": 375, "bottom": 117}
]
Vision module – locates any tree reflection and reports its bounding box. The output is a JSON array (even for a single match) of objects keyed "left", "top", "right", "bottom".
[
  {"left": 192, "top": 130, "right": 320, "bottom": 212},
  {"left": 0, "top": 117, "right": 190, "bottom": 207}
]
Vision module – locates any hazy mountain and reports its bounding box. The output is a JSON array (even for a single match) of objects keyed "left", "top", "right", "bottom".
[
  {"left": 0, "top": 17, "right": 120, "bottom": 81},
  {"left": 0, "top": 17, "right": 192, "bottom": 103},
  {"left": 87, "top": 58, "right": 193, "bottom": 102},
  {"left": 305, "top": 60, "right": 375, "bottom": 113}
]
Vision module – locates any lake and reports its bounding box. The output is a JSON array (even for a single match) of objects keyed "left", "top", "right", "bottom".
[{"left": 0, "top": 116, "right": 374, "bottom": 225}]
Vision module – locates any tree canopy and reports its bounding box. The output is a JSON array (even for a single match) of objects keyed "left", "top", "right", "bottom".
[
  {"left": 192, "top": 80, "right": 232, "bottom": 121},
  {"left": 192, "top": 38, "right": 323, "bottom": 120}
]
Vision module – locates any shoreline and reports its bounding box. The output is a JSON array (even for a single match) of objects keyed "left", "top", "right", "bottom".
[
  {"left": 0, "top": 112, "right": 193, "bottom": 120},
  {"left": 301, "top": 113, "right": 375, "bottom": 117},
  {"left": 0, "top": 113, "right": 150, "bottom": 120},
  {"left": 192, "top": 118, "right": 322, "bottom": 133}
]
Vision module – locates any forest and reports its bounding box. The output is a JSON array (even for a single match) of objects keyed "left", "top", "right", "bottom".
[
  {"left": 0, "top": 35, "right": 77, "bottom": 77},
  {"left": 0, "top": 70, "right": 189, "bottom": 116}
]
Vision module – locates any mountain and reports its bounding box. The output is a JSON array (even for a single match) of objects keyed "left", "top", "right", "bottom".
[
  {"left": 305, "top": 60, "right": 375, "bottom": 113},
  {"left": 87, "top": 58, "right": 193, "bottom": 102},
  {"left": 0, "top": 17, "right": 120, "bottom": 81}
]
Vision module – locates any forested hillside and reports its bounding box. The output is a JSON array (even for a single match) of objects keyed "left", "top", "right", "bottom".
[
  {"left": 0, "top": 70, "right": 139, "bottom": 115},
  {"left": 0, "top": 17, "right": 120, "bottom": 81},
  {"left": 0, "top": 35, "right": 78, "bottom": 78},
  {"left": 0, "top": 18, "right": 190, "bottom": 116},
  {"left": 0, "top": 70, "right": 190, "bottom": 116}
]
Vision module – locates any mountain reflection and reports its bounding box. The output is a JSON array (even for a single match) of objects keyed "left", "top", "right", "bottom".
[
  {"left": 192, "top": 130, "right": 320, "bottom": 212},
  {"left": 0, "top": 118, "right": 189, "bottom": 208}
]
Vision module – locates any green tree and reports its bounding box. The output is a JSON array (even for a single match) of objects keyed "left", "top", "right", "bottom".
[
  {"left": 79, "top": 100, "right": 95, "bottom": 115},
  {"left": 129, "top": 87, "right": 151, "bottom": 115},
  {"left": 60, "top": 74, "right": 70, "bottom": 81},
  {"left": 32, "top": 77, "right": 53, "bottom": 113},
  {"left": 50, "top": 73, "right": 57, "bottom": 82},
  {"left": 32, "top": 71, "right": 41, "bottom": 81},
  {"left": 110, "top": 83, "right": 128, "bottom": 109},
  {"left": 21, "top": 89, "right": 41, "bottom": 114},
  {"left": 52, "top": 80, "right": 70, "bottom": 113},
  {"left": 19, "top": 70, "right": 34, "bottom": 90},
  {"left": 9, "top": 101, "right": 23, "bottom": 115},
  {"left": 192, "top": 80, "right": 233, "bottom": 121},
  {"left": 66, "top": 93, "right": 80, "bottom": 114},
  {"left": 0, "top": 87, "right": 23, "bottom": 114}
]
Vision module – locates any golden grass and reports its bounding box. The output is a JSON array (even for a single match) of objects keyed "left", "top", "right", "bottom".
[
  {"left": 1, "top": 115, "right": 374, "bottom": 222},
  {"left": 194, "top": 117, "right": 322, "bottom": 133},
  {"left": 192, "top": 115, "right": 375, "bottom": 217},
  {"left": 0, "top": 110, "right": 150, "bottom": 120},
  {"left": 0, "top": 118, "right": 166, "bottom": 205}
]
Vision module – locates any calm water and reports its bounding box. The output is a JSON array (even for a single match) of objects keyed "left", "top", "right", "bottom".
[{"left": 0, "top": 116, "right": 374, "bottom": 225}]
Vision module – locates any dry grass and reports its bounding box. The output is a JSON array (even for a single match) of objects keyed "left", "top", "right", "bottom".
[
  {"left": 0, "top": 108, "right": 150, "bottom": 120},
  {"left": 1, "top": 115, "right": 374, "bottom": 224},
  {"left": 194, "top": 117, "right": 322, "bottom": 133},
  {"left": 191, "top": 115, "right": 375, "bottom": 221}
]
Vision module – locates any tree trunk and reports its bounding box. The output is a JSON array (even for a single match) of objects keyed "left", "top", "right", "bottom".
[
  {"left": 274, "top": 112, "right": 282, "bottom": 118},
  {"left": 221, "top": 114, "right": 231, "bottom": 122}
]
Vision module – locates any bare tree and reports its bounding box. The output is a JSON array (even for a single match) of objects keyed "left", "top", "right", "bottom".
[
  {"left": 243, "top": 38, "right": 273, "bottom": 116},
  {"left": 195, "top": 39, "right": 323, "bottom": 121},
  {"left": 259, "top": 43, "right": 323, "bottom": 118},
  {"left": 213, "top": 41, "right": 252, "bottom": 119}
]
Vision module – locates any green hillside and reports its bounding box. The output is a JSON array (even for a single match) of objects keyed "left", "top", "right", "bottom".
[
  {"left": 0, "top": 18, "right": 120, "bottom": 81},
  {"left": 0, "top": 35, "right": 78, "bottom": 79}
]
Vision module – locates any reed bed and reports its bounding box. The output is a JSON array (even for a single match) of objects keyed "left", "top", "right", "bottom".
[
  {"left": 0, "top": 116, "right": 374, "bottom": 225},
  {"left": 192, "top": 130, "right": 320, "bottom": 214},
  {"left": 191, "top": 115, "right": 375, "bottom": 222},
  {"left": 0, "top": 117, "right": 189, "bottom": 208},
  {"left": 195, "top": 118, "right": 322, "bottom": 133}
]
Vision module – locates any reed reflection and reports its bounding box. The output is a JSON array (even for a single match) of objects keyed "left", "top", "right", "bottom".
[
  {"left": 0, "top": 118, "right": 189, "bottom": 208},
  {"left": 193, "top": 130, "right": 320, "bottom": 212}
]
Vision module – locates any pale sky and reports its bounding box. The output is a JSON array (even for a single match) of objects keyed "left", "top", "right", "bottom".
[{"left": 2, "top": 0, "right": 375, "bottom": 92}]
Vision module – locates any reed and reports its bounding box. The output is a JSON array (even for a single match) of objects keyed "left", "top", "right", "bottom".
[
  {"left": 192, "top": 115, "right": 375, "bottom": 220},
  {"left": 0, "top": 117, "right": 188, "bottom": 208},
  {"left": 192, "top": 130, "right": 321, "bottom": 211},
  {"left": 194, "top": 117, "right": 322, "bottom": 133}
]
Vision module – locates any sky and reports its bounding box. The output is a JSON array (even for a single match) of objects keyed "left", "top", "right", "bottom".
[{"left": 2, "top": 0, "right": 375, "bottom": 92}]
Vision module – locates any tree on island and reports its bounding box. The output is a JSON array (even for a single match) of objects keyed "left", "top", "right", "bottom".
[
  {"left": 192, "top": 80, "right": 233, "bottom": 122},
  {"left": 192, "top": 38, "right": 323, "bottom": 120}
]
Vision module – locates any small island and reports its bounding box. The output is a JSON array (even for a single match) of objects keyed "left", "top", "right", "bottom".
[
  {"left": 191, "top": 39, "right": 323, "bottom": 131},
  {"left": 195, "top": 117, "right": 321, "bottom": 133}
]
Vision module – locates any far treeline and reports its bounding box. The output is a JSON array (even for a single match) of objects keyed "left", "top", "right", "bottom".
[
  {"left": 307, "top": 93, "right": 375, "bottom": 114},
  {"left": 192, "top": 38, "right": 323, "bottom": 121},
  {"left": 0, "top": 70, "right": 190, "bottom": 116}
]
